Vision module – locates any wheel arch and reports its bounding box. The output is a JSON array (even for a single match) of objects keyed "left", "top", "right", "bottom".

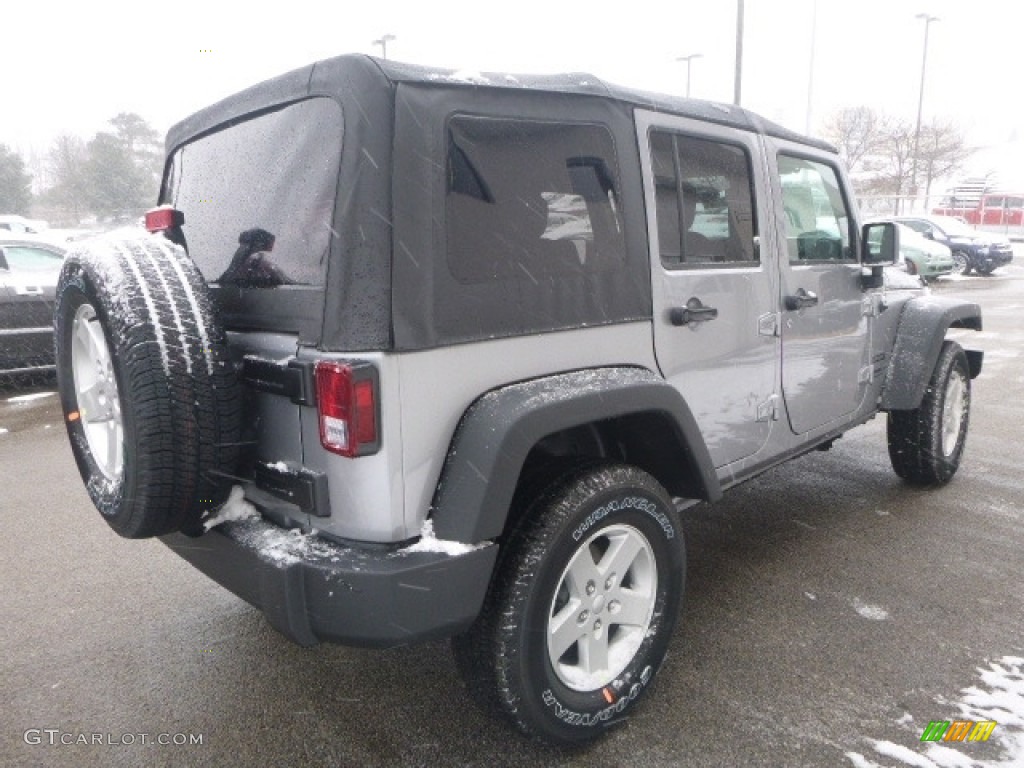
[
  {"left": 429, "top": 367, "right": 721, "bottom": 543},
  {"left": 881, "top": 296, "right": 983, "bottom": 411}
]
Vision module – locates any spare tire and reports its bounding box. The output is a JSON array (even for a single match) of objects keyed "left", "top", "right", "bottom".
[{"left": 55, "top": 233, "right": 241, "bottom": 538}]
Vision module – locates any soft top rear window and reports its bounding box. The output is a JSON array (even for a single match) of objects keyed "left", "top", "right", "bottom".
[{"left": 162, "top": 97, "right": 343, "bottom": 287}]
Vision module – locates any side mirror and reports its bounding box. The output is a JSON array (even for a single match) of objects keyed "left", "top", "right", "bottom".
[
  {"left": 0, "top": 247, "right": 8, "bottom": 271},
  {"left": 922, "top": 231, "right": 935, "bottom": 240},
  {"left": 861, "top": 222, "right": 898, "bottom": 267}
]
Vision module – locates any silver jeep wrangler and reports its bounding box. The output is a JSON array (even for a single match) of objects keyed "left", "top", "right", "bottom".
[{"left": 54, "top": 54, "right": 982, "bottom": 746}]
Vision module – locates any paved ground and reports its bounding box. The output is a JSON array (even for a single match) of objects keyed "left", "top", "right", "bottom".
[{"left": 2, "top": 265, "right": 1022, "bottom": 768}]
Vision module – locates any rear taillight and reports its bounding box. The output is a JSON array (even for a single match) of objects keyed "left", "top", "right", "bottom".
[
  {"left": 315, "top": 361, "right": 380, "bottom": 457},
  {"left": 144, "top": 206, "right": 184, "bottom": 233}
]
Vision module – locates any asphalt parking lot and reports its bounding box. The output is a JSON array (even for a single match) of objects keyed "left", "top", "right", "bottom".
[{"left": 2, "top": 265, "right": 1022, "bottom": 768}]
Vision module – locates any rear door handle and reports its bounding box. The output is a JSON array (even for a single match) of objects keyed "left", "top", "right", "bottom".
[
  {"left": 784, "top": 289, "right": 819, "bottom": 311},
  {"left": 14, "top": 286, "right": 44, "bottom": 296},
  {"left": 670, "top": 298, "right": 719, "bottom": 326}
]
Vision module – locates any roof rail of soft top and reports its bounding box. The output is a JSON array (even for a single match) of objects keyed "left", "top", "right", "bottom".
[{"left": 166, "top": 53, "right": 835, "bottom": 155}]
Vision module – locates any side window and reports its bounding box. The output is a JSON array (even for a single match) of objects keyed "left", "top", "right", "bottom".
[
  {"left": 778, "top": 154, "right": 853, "bottom": 263},
  {"left": 649, "top": 130, "right": 758, "bottom": 268},
  {"left": 985, "top": 196, "right": 1005, "bottom": 209},
  {"left": 446, "top": 116, "right": 625, "bottom": 284},
  {"left": 2, "top": 246, "right": 64, "bottom": 271}
]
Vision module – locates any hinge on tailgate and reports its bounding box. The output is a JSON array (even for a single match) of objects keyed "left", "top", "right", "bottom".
[
  {"left": 242, "top": 356, "right": 317, "bottom": 405},
  {"left": 858, "top": 364, "right": 874, "bottom": 384},
  {"left": 756, "top": 394, "right": 780, "bottom": 422}
]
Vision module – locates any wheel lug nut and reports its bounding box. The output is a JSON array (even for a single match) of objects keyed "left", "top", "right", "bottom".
[
  {"left": 605, "top": 574, "right": 616, "bottom": 590},
  {"left": 609, "top": 600, "right": 620, "bottom": 614},
  {"left": 594, "top": 619, "right": 602, "bottom": 631},
  {"left": 577, "top": 610, "right": 589, "bottom": 624}
]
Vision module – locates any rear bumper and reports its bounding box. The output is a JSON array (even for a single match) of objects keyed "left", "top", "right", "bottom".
[{"left": 160, "top": 517, "right": 498, "bottom": 649}]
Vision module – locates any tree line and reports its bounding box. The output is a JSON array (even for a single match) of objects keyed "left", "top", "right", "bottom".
[
  {"left": 0, "top": 112, "right": 162, "bottom": 225},
  {"left": 0, "top": 107, "right": 973, "bottom": 225},
  {"left": 821, "top": 106, "right": 969, "bottom": 201}
]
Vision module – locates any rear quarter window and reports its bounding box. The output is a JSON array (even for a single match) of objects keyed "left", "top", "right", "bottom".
[
  {"left": 162, "top": 97, "right": 343, "bottom": 287},
  {"left": 445, "top": 116, "right": 625, "bottom": 284}
]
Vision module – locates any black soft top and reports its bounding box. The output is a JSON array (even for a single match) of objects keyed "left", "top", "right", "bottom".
[{"left": 166, "top": 54, "right": 834, "bottom": 155}]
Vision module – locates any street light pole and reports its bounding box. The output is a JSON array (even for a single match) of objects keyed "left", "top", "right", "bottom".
[
  {"left": 372, "top": 34, "right": 396, "bottom": 60},
  {"left": 734, "top": 0, "right": 745, "bottom": 105},
  {"left": 805, "top": 0, "right": 818, "bottom": 134},
  {"left": 910, "top": 13, "right": 939, "bottom": 210},
  {"left": 676, "top": 54, "right": 703, "bottom": 97}
]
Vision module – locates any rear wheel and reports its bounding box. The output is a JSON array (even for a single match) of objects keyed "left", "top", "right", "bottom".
[
  {"left": 887, "top": 341, "right": 971, "bottom": 486},
  {"left": 55, "top": 234, "right": 241, "bottom": 538},
  {"left": 453, "top": 464, "right": 684, "bottom": 746}
]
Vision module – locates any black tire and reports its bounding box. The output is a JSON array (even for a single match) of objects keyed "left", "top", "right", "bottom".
[
  {"left": 55, "top": 234, "right": 241, "bottom": 538},
  {"left": 975, "top": 264, "right": 995, "bottom": 277},
  {"left": 951, "top": 250, "right": 971, "bottom": 276},
  {"left": 453, "top": 463, "right": 684, "bottom": 746},
  {"left": 887, "top": 340, "right": 971, "bottom": 486}
]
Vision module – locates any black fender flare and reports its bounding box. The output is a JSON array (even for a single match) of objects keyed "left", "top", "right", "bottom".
[
  {"left": 881, "top": 296, "right": 983, "bottom": 411},
  {"left": 430, "top": 367, "right": 721, "bottom": 543}
]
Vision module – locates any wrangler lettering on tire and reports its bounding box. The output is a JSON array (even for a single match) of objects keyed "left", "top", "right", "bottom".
[
  {"left": 453, "top": 464, "right": 684, "bottom": 746},
  {"left": 55, "top": 235, "right": 241, "bottom": 538}
]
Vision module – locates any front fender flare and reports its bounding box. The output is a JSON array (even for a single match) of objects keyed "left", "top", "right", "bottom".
[
  {"left": 881, "top": 296, "right": 982, "bottom": 411},
  {"left": 430, "top": 367, "right": 721, "bottom": 543}
]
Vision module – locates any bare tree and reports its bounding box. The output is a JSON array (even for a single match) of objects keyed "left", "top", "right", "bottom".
[
  {"left": 822, "top": 106, "right": 883, "bottom": 175},
  {"left": 43, "top": 135, "right": 89, "bottom": 223},
  {"left": 916, "top": 119, "right": 970, "bottom": 198}
]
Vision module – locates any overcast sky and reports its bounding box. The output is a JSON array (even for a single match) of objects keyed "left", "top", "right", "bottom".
[{"left": 6, "top": 0, "right": 1024, "bottom": 181}]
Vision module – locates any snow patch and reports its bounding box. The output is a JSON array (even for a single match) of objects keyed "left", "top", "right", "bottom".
[
  {"left": 202, "top": 486, "right": 260, "bottom": 531},
  {"left": 805, "top": 591, "right": 817, "bottom": 601},
  {"left": 849, "top": 656, "right": 1024, "bottom": 767},
  {"left": 0, "top": 427, "right": 8, "bottom": 434},
  {"left": 6, "top": 391, "right": 55, "bottom": 403},
  {"left": 851, "top": 598, "right": 889, "bottom": 621},
  {"left": 870, "top": 740, "right": 939, "bottom": 767},
  {"left": 242, "top": 525, "right": 338, "bottom": 565},
  {"left": 265, "top": 461, "right": 290, "bottom": 473},
  {"left": 845, "top": 752, "right": 882, "bottom": 768},
  {"left": 399, "top": 519, "right": 485, "bottom": 556}
]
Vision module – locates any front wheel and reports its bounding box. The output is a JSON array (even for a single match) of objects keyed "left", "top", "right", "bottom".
[
  {"left": 951, "top": 250, "right": 971, "bottom": 276},
  {"left": 887, "top": 340, "right": 971, "bottom": 485},
  {"left": 453, "top": 464, "right": 684, "bottom": 746}
]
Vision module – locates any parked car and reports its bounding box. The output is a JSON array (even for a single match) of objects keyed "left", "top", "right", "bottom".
[
  {"left": 892, "top": 215, "right": 1013, "bottom": 275},
  {"left": 0, "top": 238, "right": 65, "bottom": 374},
  {"left": 867, "top": 220, "right": 954, "bottom": 281},
  {"left": 0, "top": 215, "right": 48, "bottom": 235},
  {"left": 53, "top": 55, "right": 983, "bottom": 746}
]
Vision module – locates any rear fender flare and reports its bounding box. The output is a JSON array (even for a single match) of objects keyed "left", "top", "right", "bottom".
[{"left": 430, "top": 367, "right": 721, "bottom": 543}]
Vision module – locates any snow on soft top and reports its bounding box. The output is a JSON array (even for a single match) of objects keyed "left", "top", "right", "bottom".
[
  {"left": 845, "top": 655, "right": 1024, "bottom": 767},
  {"left": 399, "top": 519, "right": 484, "bottom": 556},
  {"left": 202, "top": 485, "right": 260, "bottom": 531}
]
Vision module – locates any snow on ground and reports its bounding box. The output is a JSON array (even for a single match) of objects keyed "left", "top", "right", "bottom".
[
  {"left": 851, "top": 598, "right": 890, "bottom": 621},
  {"left": 846, "top": 656, "right": 1024, "bottom": 767},
  {"left": 5, "top": 392, "right": 55, "bottom": 403}
]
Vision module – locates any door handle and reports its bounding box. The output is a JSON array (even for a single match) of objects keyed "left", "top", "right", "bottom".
[
  {"left": 670, "top": 298, "right": 719, "bottom": 326},
  {"left": 784, "top": 289, "right": 819, "bottom": 311},
  {"left": 14, "top": 286, "right": 44, "bottom": 296}
]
